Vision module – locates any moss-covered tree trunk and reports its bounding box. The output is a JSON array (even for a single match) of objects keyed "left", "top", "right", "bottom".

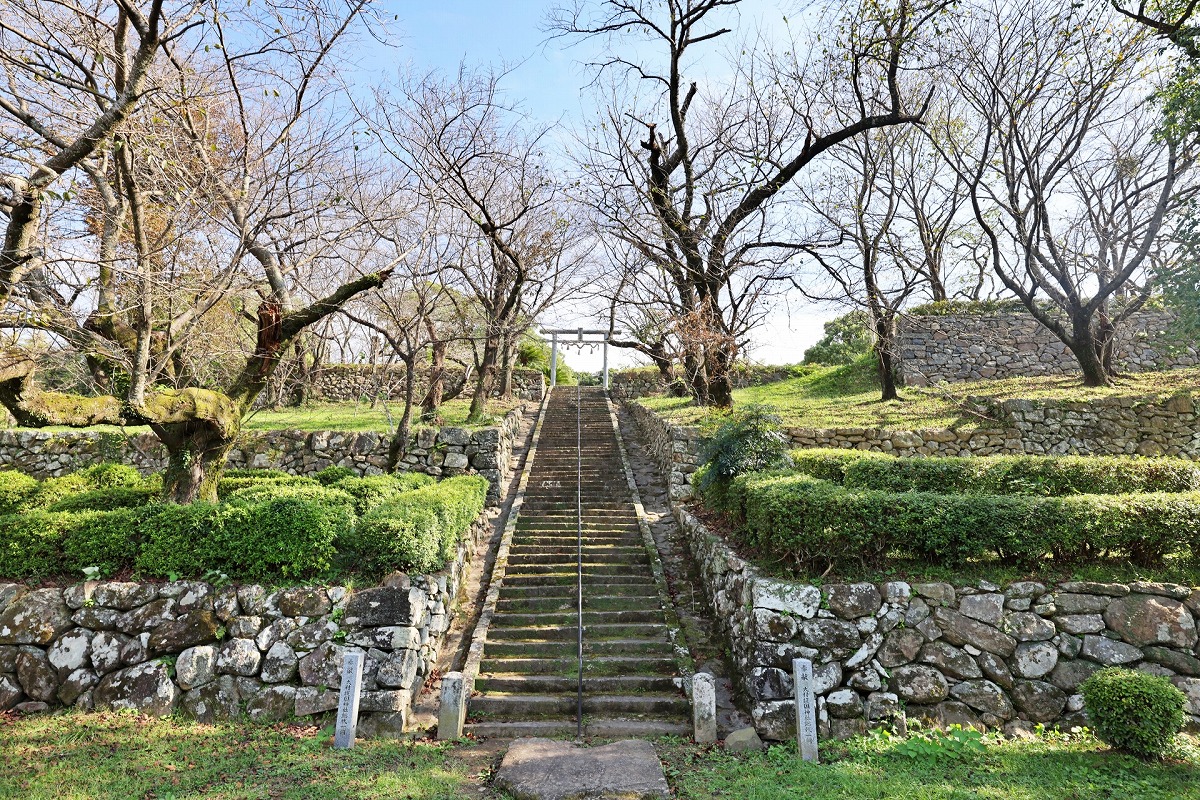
[{"left": 153, "top": 419, "right": 239, "bottom": 504}]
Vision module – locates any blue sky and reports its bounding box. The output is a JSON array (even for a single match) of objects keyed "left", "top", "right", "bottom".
[{"left": 363, "top": 1, "right": 833, "bottom": 369}]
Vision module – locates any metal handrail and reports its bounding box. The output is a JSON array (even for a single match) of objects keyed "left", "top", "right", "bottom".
[{"left": 575, "top": 382, "right": 584, "bottom": 738}]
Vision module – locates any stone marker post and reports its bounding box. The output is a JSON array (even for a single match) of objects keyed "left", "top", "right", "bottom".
[
  {"left": 793, "top": 657, "right": 819, "bottom": 763},
  {"left": 692, "top": 672, "right": 717, "bottom": 743},
  {"left": 334, "top": 650, "right": 365, "bottom": 749},
  {"left": 437, "top": 671, "right": 467, "bottom": 740}
]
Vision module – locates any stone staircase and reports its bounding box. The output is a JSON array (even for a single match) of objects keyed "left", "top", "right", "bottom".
[{"left": 465, "top": 387, "right": 690, "bottom": 738}]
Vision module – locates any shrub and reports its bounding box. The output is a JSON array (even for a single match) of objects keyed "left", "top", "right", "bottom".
[
  {"left": 314, "top": 465, "right": 356, "bottom": 485},
  {"left": 216, "top": 472, "right": 314, "bottom": 498},
  {"left": 218, "top": 490, "right": 352, "bottom": 579},
  {"left": 223, "top": 481, "right": 356, "bottom": 515},
  {"left": 134, "top": 502, "right": 224, "bottom": 577},
  {"left": 716, "top": 470, "right": 1200, "bottom": 572},
  {"left": 333, "top": 473, "right": 435, "bottom": 516},
  {"left": 223, "top": 468, "right": 290, "bottom": 479},
  {"left": 0, "top": 470, "right": 39, "bottom": 514},
  {"left": 77, "top": 462, "right": 144, "bottom": 489},
  {"left": 789, "top": 449, "right": 1200, "bottom": 496},
  {"left": 24, "top": 473, "right": 93, "bottom": 510},
  {"left": 49, "top": 486, "right": 156, "bottom": 513},
  {"left": 0, "top": 511, "right": 72, "bottom": 577},
  {"left": 61, "top": 508, "right": 142, "bottom": 573},
  {"left": 346, "top": 475, "right": 487, "bottom": 575},
  {"left": 698, "top": 404, "right": 793, "bottom": 497},
  {"left": 1080, "top": 668, "right": 1186, "bottom": 758}
]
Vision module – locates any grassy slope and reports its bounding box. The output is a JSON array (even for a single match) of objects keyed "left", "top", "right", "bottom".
[
  {"left": 3, "top": 714, "right": 1198, "bottom": 800},
  {"left": 10, "top": 397, "right": 522, "bottom": 436},
  {"left": 642, "top": 360, "right": 1200, "bottom": 432},
  {"left": 659, "top": 733, "right": 1200, "bottom": 800}
]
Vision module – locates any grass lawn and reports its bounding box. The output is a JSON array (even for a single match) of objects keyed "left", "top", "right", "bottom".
[
  {"left": 0, "top": 711, "right": 489, "bottom": 800},
  {"left": 657, "top": 731, "right": 1200, "bottom": 800},
  {"left": 641, "top": 360, "right": 1200, "bottom": 432},
  {"left": 4, "top": 713, "right": 1198, "bottom": 799},
  {"left": 8, "top": 397, "right": 522, "bottom": 436}
]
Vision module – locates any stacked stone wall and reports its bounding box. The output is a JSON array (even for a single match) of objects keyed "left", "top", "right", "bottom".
[
  {"left": 627, "top": 394, "right": 1200, "bottom": 502},
  {"left": 610, "top": 365, "right": 799, "bottom": 400},
  {"left": 0, "top": 405, "right": 526, "bottom": 506},
  {"left": 898, "top": 311, "right": 1199, "bottom": 386},
  {"left": 303, "top": 365, "right": 545, "bottom": 403},
  {"left": 0, "top": 516, "right": 488, "bottom": 734},
  {"left": 675, "top": 508, "right": 1200, "bottom": 741}
]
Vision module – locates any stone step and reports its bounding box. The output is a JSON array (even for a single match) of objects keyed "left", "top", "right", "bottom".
[
  {"left": 463, "top": 717, "right": 692, "bottom": 739},
  {"left": 469, "top": 693, "right": 689, "bottom": 717},
  {"left": 476, "top": 656, "right": 679, "bottom": 676},
  {"left": 475, "top": 674, "right": 680, "bottom": 694},
  {"left": 501, "top": 562, "right": 649, "bottom": 576},
  {"left": 486, "top": 623, "right": 669, "bottom": 641},
  {"left": 493, "top": 583, "right": 658, "bottom": 600},
  {"left": 500, "top": 574, "right": 656, "bottom": 587},
  {"left": 490, "top": 609, "right": 664, "bottom": 627},
  {"left": 495, "top": 595, "right": 660, "bottom": 613},
  {"left": 482, "top": 638, "right": 675, "bottom": 659},
  {"left": 507, "top": 544, "right": 646, "bottom": 557}
]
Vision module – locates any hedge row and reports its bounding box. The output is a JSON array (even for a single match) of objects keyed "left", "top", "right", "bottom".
[
  {"left": 0, "top": 466, "right": 485, "bottom": 581},
  {"left": 699, "top": 466, "right": 1200, "bottom": 571},
  {"left": 789, "top": 449, "right": 1200, "bottom": 496}
]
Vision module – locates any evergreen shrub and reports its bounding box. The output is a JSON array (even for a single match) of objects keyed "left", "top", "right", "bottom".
[{"left": 1080, "top": 668, "right": 1186, "bottom": 758}]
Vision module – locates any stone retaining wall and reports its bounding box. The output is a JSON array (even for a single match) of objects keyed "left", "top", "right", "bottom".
[
  {"left": 0, "top": 515, "right": 488, "bottom": 733},
  {"left": 0, "top": 405, "right": 526, "bottom": 506},
  {"left": 898, "top": 311, "right": 1199, "bottom": 386},
  {"left": 610, "top": 365, "right": 799, "bottom": 400},
  {"left": 627, "top": 394, "right": 1200, "bottom": 502},
  {"left": 674, "top": 508, "right": 1200, "bottom": 741},
  {"left": 303, "top": 365, "right": 545, "bottom": 403}
]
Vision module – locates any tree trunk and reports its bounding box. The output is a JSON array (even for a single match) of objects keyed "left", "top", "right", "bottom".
[
  {"left": 421, "top": 338, "right": 447, "bottom": 422},
  {"left": 706, "top": 346, "right": 735, "bottom": 409},
  {"left": 469, "top": 337, "right": 499, "bottom": 421},
  {"left": 682, "top": 350, "right": 709, "bottom": 405},
  {"left": 874, "top": 315, "right": 899, "bottom": 402},
  {"left": 1069, "top": 313, "right": 1112, "bottom": 387},
  {"left": 387, "top": 353, "right": 417, "bottom": 472},
  {"left": 499, "top": 335, "right": 516, "bottom": 399},
  {"left": 154, "top": 420, "right": 238, "bottom": 504}
]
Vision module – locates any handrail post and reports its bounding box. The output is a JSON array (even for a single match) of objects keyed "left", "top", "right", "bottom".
[{"left": 576, "top": 382, "right": 584, "bottom": 739}]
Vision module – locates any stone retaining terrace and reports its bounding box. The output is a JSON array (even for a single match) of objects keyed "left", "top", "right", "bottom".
[
  {"left": 674, "top": 507, "right": 1200, "bottom": 740},
  {"left": 0, "top": 516, "right": 489, "bottom": 733}
]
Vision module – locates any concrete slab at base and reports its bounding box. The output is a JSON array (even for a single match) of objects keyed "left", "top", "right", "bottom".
[{"left": 493, "top": 737, "right": 670, "bottom": 800}]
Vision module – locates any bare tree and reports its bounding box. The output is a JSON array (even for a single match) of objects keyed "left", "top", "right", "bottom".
[
  {"left": 552, "top": 0, "right": 948, "bottom": 407},
  {"left": 0, "top": 1, "right": 399, "bottom": 501},
  {"left": 937, "top": 0, "right": 1195, "bottom": 386},
  {"left": 368, "top": 67, "right": 579, "bottom": 422}
]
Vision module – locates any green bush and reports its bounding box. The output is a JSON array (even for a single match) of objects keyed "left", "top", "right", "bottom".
[
  {"left": 223, "top": 468, "right": 290, "bottom": 479},
  {"left": 218, "top": 489, "right": 353, "bottom": 579},
  {"left": 135, "top": 502, "right": 224, "bottom": 577},
  {"left": 710, "top": 470, "right": 1200, "bottom": 572},
  {"left": 346, "top": 475, "right": 487, "bottom": 575},
  {"left": 216, "top": 472, "right": 314, "bottom": 498},
  {"left": 25, "top": 474, "right": 93, "bottom": 510},
  {"left": 61, "top": 508, "right": 142, "bottom": 573},
  {"left": 0, "top": 470, "right": 39, "bottom": 514},
  {"left": 223, "top": 481, "right": 356, "bottom": 515},
  {"left": 77, "top": 462, "right": 144, "bottom": 489},
  {"left": 49, "top": 486, "right": 156, "bottom": 513},
  {"left": 0, "top": 511, "right": 72, "bottom": 577},
  {"left": 698, "top": 404, "right": 793, "bottom": 497},
  {"left": 314, "top": 465, "right": 356, "bottom": 485},
  {"left": 1080, "top": 668, "right": 1186, "bottom": 758},
  {"left": 333, "top": 473, "right": 435, "bottom": 516},
  {"left": 789, "top": 449, "right": 1200, "bottom": 496}
]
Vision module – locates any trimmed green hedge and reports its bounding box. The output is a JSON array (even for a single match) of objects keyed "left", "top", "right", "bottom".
[
  {"left": 345, "top": 475, "right": 488, "bottom": 575},
  {"left": 700, "top": 465, "right": 1200, "bottom": 572},
  {"left": 1081, "top": 668, "right": 1186, "bottom": 757},
  {"left": 0, "top": 465, "right": 483, "bottom": 581},
  {"left": 333, "top": 473, "right": 435, "bottom": 516},
  {"left": 788, "top": 449, "right": 1200, "bottom": 496}
]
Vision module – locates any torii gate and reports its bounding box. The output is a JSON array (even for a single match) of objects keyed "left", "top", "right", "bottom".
[{"left": 543, "top": 327, "right": 616, "bottom": 390}]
